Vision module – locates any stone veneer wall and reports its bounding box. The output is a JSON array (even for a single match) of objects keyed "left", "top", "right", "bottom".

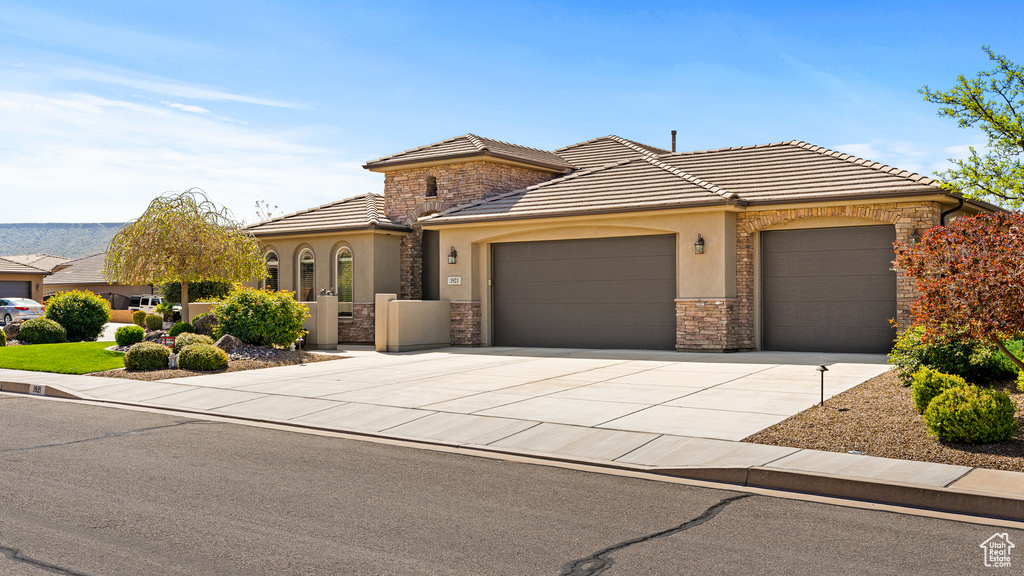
[
  {"left": 450, "top": 301, "right": 482, "bottom": 346},
  {"left": 337, "top": 303, "right": 374, "bottom": 344},
  {"left": 384, "top": 161, "right": 556, "bottom": 300},
  {"left": 675, "top": 298, "right": 745, "bottom": 351},
  {"left": 717, "top": 202, "right": 943, "bottom": 352}
]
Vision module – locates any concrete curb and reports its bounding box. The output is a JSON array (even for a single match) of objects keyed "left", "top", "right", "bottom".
[{"left": 7, "top": 382, "right": 1024, "bottom": 523}]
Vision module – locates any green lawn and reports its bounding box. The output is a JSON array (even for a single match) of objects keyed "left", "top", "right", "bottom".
[{"left": 0, "top": 341, "right": 124, "bottom": 374}]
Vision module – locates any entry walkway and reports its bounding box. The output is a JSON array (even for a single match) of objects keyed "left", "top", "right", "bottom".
[{"left": 2, "top": 347, "right": 1023, "bottom": 521}]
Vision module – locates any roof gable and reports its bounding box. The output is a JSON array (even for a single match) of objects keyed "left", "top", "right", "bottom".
[
  {"left": 0, "top": 257, "right": 49, "bottom": 275},
  {"left": 364, "top": 134, "right": 573, "bottom": 172},
  {"left": 246, "top": 193, "right": 408, "bottom": 237}
]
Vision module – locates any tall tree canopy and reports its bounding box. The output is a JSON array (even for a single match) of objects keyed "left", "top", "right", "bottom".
[
  {"left": 895, "top": 211, "right": 1024, "bottom": 371},
  {"left": 103, "top": 189, "right": 266, "bottom": 322},
  {"left": 921, "top": 46, "right": 1024, "bottom": 208}
]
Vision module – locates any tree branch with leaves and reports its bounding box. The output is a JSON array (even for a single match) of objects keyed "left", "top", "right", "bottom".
[{"left": 103, "top": 188, "right": 267, "bottom": 323}]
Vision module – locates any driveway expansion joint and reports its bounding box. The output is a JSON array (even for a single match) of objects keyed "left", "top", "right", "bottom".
[{"left": 558, "top": 494, "right": 752, "bottom": 575}]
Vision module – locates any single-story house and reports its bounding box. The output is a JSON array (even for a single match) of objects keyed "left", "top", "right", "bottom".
[
  {"left": 43, "top": 252, "right": 155, "bottom": 309},
  {"left": 0, "top": 257, "right": 53, "bottom": 301},
  {"left": 246, "top": 134, "right": 995, "bottom": 354}
]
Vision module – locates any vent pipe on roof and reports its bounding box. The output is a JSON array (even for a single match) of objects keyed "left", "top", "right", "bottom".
[{"left": 671, "top": 130, "right": 677, "bottom": 153}]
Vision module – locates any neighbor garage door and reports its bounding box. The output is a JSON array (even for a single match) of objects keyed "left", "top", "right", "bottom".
[
  {"left": 762, "top": 225, "right": 896, "bottom": 354},
  {"left": 0, "top": 281, "right": 31, "bottom": 299},
  {"left": 492, "top": 235, "right": 676, "bottom": 349}
]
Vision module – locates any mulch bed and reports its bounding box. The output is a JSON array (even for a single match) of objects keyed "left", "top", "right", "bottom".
[
  {"left": 90, "top": 349, "right": 344, "bottom": 381},
  {"left": 744, "top": 370, "right": 1024, "bottom": 472}
]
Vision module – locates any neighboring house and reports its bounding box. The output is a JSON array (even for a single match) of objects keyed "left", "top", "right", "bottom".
[
  {"left": 247, "top": 134, "right": 996, "bottom": 353},
  {"left": 43, "top": 252, "right": 154, "bottom": 309},
  {"left": 0, "top": 258, "right": 51, "bottom": 301},
  {"left": 1, "top": 253, "right": 73, "bottom": 274}
]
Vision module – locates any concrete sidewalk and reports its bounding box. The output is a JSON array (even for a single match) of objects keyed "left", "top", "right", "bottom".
[{"left": 3, "top": 346, "right": 1023, "bottom": 522}]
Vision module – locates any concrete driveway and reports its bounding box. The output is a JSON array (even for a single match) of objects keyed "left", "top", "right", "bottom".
[{"left": 69, "top": 346, "right": 889, "bottom": 442}]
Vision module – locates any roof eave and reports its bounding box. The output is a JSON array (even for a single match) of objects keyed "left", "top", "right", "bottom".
[
  {"left": 422, "top": 198, "right": 739, "bottom": 227},
  {"left": 251, "top": 222, "right": 411, "bottom": 238}
]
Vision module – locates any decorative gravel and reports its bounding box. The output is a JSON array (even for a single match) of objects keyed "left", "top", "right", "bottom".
[
  {"left": 91, "top": 347, "right": 345, "bottom": 381},
  {"left": 744, "top": 370, "right": 1024, "bottom": 472}
]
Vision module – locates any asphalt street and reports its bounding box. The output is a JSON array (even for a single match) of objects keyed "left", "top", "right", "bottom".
[{"left": 1, "top": 392, "right": 1021, "bottom": 576}]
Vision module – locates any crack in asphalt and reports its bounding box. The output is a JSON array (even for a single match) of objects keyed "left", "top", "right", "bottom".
[
  {"left": 1, "top": 420, "right": 210, "bottom": 453},
  {"left": 558, "top": 494, "right": 752, "bottom": 576},
  {"left": 1, "top": 543, "right": 94, "bottom": 575}
]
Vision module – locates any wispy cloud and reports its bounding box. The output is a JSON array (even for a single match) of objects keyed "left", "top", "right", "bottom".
[{"left": 0, "top": 89, "right": 380, "bottom": 222}]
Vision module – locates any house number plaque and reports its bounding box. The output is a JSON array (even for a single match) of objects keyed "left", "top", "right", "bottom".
[{"left": 447, "top": 276, "right": 462, "bottom": 285}]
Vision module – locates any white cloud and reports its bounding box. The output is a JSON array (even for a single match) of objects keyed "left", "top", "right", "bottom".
[
  {"left": 162, "top": 101, "right": 210, "bottom": 114},
  {"left": 0, "top": 89, "right": 381, "bottom": 223}
]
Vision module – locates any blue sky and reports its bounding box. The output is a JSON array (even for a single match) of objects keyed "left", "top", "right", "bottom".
[{"left": 2, "top": 1, "right": 1021, "bottom": 223}]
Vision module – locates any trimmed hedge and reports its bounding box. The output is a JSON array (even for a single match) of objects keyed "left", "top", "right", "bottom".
[
  {"left": 173, "top": 333, "right": 214, "bottom": 354},
  {"left": 211, "top": 287, "right": 309, "bottom": 347},
  {"left": 178, "top": 343, "right": 229, "bottom": 371},
  {"left": 124, "top": 342, "right": 170, "bottom": 371},
  {"left": 923, "top": 385, "right": 1019, "bottom": 443},
  {"left": 44, "top": 290, "right": 111, "bottom": 342},
  {"left": 145, "top": 314, "right": 163, "bottom": 331},
  {"left": 132, "top": 310, "right": 147, "bottom": 327},
  {"left": 168, "top": 322, "right": 195, "bottom": 337},
  {"left": 888, "top": 326, "right": 1018, "bottom": 385},
  {"left": 115, "top": 325, "right": 146, "bottom": 347},
  {"left": 911, "top": 367, "right": 968, "bottom": 414},
  {"left": 18, "top": 318, "right": 67, "bottom": 344}
]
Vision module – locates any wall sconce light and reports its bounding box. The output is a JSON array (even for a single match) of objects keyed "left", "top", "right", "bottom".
[
  {"left": 448, "top": 246, "right": 458, "bottom": 264},
  {"left": 908, "top": 229, "right": 921, "bottom": 245},
  {"left": 694, "top": 234, "right": 705, "bottom": 255}
]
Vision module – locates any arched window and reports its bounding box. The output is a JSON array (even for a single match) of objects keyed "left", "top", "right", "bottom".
[
  {"left": 265, "top": 251, "right": 279, "bottom": 291},
  {"left": 336, "top": 246, "right": 353, "bottom": 317},
  {"left": 298, "top": 249, "right": 315, "bottom": 301},
  {"left": 426, "top": 175, "right": 437, "bottom": 197}
]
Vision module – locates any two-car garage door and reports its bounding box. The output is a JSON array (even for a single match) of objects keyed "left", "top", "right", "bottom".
[
  {"left": 0, "top": 281, "right": 31, "bottom": 299},
  {"left": 492, "top": 235, "right": 677, "bottom": 350}
]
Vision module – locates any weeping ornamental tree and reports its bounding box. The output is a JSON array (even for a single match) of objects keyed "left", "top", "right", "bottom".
[
  {"left": 895, "top": 212, "right": 1024, "bottom": 371},
  {"left": 103, "top": 189, "right": 266, "bottom": 323}
]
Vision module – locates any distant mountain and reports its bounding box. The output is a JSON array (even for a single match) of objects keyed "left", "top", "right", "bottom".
[{"left": 0, "top": 223, "right": 125, "bottom": 259}]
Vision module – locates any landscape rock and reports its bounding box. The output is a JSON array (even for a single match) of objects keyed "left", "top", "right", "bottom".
[
  {"left": 193, "top": 314, "right": 217, "bottom": 336},
  {"left": 143, "top": 330, "right": 168, "bottom": 342},
  {"left": 214, "top": 334, "right": 244, "bottom": 353},
  {"left": 3, "top": 319, "right": 23, "bottom": 341}
]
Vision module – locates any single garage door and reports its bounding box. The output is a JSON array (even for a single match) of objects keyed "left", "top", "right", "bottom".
[
  {"left": 762, "top": 225, "right": 896, "bottom": 354},
  {"left": 492, "top": 235, "right": 676, "bottom": 349},
  {"left": 0, "top": 281, "right": 31, "bottom": 299}
]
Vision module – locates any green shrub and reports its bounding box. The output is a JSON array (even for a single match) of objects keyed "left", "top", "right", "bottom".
[
  {"left": 145, "top": 314, "right": 163, "bottom": 331},
  {"left": 115, "top": 325, "right": 145, "bottom": 347},
  {"left": 0, "top": 330, "right": 5, "bottom": 346},
  {"left": 211, "top": 287, "right": 309, "bottom": 347},
  {"left": 168, "top": 322, "right": 195, "bottom": 337},
  {"left": 124, "top": 342, "right": 170, "bottom": 371},
  {"left": 178, "top": 343, "right": 229, "bottom": 371},
  {"left": 911, "top": 367, "right": 968, "bottom": 414},
  {"left": 132, "top": 310, "right": 147, "bottom": 327},
  {"left": 889, "top": 327, "right": 1018, "bottom": 385},
  {"left": 43, "top": 290, "right": 110, "bottom": 342},
  {"left": 17, "top": 318, "right": 67, "bottom": 344},
  {"left": 173, "top": 332, "right": 214, "bottom": 354},
  {"left": 923, "top": 385, "right": 1019, "bottom": 443}
]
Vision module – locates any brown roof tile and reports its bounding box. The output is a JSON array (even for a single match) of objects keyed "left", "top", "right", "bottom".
[
  {"left": 427, "top": 139, "right": 945, "bottom": 224},
  {"left": 246, "top": 194, "right": 408, "bottom": 237},
  {"left": 43, "top": 253, "right": 109, "bottom": 285},
  {"left": 1, "top": 253, "right": 73, "bottom": 272},
  {"left": 364, "top": 134, "right": 573, "bottom": 172},
  {"left": 0, "top": 257, "right": 49, "bottom": 275}
]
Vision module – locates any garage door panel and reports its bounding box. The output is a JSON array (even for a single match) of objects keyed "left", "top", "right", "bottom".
[
  {"left": 762, "top": 225, "right": 896, "bottom": 353},
  {"left": 0, "top": 281, "right": 31, "bottom": 299},
  {"left": 493, "top": 235, "right": 676, "bottom": 350}
]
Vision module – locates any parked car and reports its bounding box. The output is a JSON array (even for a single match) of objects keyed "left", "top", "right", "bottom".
[
  {"left": 128, "top": 295, "right": 179, "bottom": 314},
  {"left": 0, "top": 298, "right": 45, "bottom": 324}
]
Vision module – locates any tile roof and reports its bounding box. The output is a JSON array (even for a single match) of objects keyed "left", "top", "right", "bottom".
[
  {"left": 364, "top": 134, "right": 574, "bottom": 172},
  {"left": 426, "top": 139, "right": 944, "bottom": 224},
  {"left": 1, "top": 253, "right": 73, "bottom": 272},
  {"left": 246, "top": 193, "right": 409, "bottom": 236},
  {"left": 555, "top": 136, "right": 671, "bottom": 169},
  {"left": 0, "top": 257, "right": 48, "bottom": 275},
  {"left": 43, "top": 253, "right": 109, "bottom": 285}
]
